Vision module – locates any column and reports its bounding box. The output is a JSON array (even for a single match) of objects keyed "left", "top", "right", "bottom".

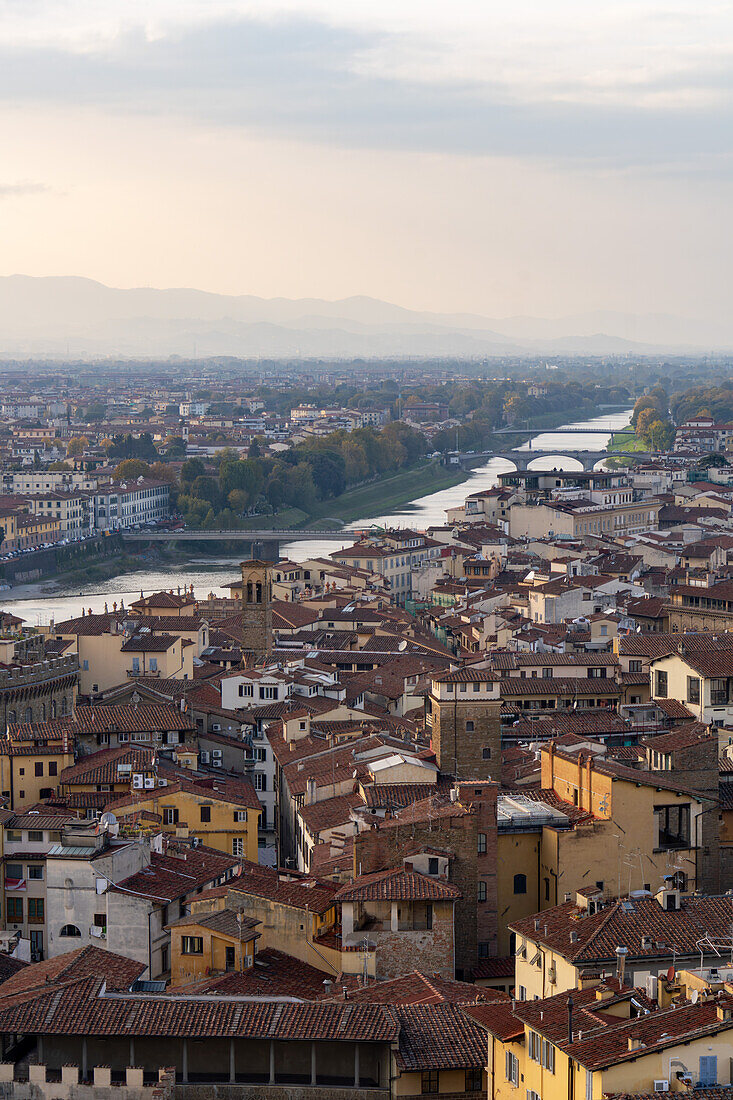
[
  {"left": 311, "top": 1042, "right": 317, "bottom": 1087},
  {"left": 81, "top": 1038, "right": 88, "bottom": 1081},
  {"left": 37, "top": 1036, "right": 43, "bottom": 1064},
  {"left": 269, "top": 1040, "right": 275, "bottom": 1085},
  {"left": 354, "top": 1044, "right": 360, "bottom": 1088},
  {"left": 229, "top": 1039, "right": 235, "bottom": 1083},
  {"left": 181, "top": 1038, "right": 188, "bottom": 1084},
  {"left": 390, "top": 901, "right": 399, "bottom": 931},
  {"left": 129, "top": 1038, "right": 135, "bottom": 1067}
]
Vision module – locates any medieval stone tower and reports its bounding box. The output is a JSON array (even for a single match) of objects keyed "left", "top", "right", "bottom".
[
  {"left": 239, "top": 559, "right": 272, "bottom": 661},
  {"left": 427, "top": 668, "right": 502, "bottom": 782}
]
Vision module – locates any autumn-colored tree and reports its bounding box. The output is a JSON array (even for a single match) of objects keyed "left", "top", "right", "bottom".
[
  {"left": 66, "top": 436, "right": 89, "bottom": 457},
  {"left": 114, "top": 459, "right": 152, "bottom": 480}
]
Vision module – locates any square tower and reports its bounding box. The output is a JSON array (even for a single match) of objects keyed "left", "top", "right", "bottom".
[
  {"left": 239, "top": 559, "right": 272, "bottom": 660},
  {"left": 427, "top": 669, "right": 501, "bottom": 781}
]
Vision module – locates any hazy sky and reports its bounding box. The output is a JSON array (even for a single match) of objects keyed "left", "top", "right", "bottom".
[{"left": 1, "top": 0, "right": 732, "bottom": 318}]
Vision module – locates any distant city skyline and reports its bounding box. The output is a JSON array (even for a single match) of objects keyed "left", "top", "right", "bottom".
[{"left": 1, "top": 1, "right": 732, "bottom": 323}]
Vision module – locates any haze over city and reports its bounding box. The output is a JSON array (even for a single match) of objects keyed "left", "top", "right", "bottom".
[{"left": 2, "top": 0, "right": 733, "bottom": 342}]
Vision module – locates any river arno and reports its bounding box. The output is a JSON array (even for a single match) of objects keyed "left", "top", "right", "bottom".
[{"left": 1, "top": 409, "right": 632, "bottom": 626}]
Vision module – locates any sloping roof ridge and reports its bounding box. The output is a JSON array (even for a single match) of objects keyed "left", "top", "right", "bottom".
[{"left": 572, "top": 899, "right": 624, "bottom": 960}]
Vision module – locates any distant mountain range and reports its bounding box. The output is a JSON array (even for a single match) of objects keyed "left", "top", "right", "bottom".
[{"left": 0, "top": 275, "right": 731, "bottom": 359}]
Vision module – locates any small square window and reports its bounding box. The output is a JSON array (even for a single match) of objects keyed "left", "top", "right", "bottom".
[
  {"left": 482, "top": 747, "right": 491, "bottom": 759},
  {"left": 465, "top": 720, "right": 474, "bottom": 732}
]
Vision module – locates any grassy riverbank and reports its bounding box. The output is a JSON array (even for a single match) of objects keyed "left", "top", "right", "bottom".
[
  {"left": 607, "top": 424, "right": 647, "bottom": 453},
  {"left": 303, "top": 459, "right": 466, "bottom": 526},
  {"left": 211, "top": 459, "right": 467, "bottom": 534},
  {"left": 604, "top": 424, "right": 648, "bottom": 467}
]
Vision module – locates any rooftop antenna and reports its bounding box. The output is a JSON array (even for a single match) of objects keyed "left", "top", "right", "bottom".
[{"left": 360, "top": 936, "right": 374, "bottom": 985}]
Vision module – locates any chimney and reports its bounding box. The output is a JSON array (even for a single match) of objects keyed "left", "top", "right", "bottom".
[
  {"left": 306, "top": 778, "right": 317, "bottom": 806},
  {"left": 322, "top": 979, "right": 332, "bottom": 997},
  {"left": 616, "top": 946, "right": 628, "bottom": 987},
  {"left": 567, "top": 993, "right": 574, "bottom": 1044}
]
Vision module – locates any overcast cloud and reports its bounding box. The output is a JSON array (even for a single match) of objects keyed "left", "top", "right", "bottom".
[{"left": 0, "top": 0, "right": 731, "bottom": 320}]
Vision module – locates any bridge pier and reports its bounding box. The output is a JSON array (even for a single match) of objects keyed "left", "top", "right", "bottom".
[{"left": 251, "top": 539, "right": 280, "bottom": 563}]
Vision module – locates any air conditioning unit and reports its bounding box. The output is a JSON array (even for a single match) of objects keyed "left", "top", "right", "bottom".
[
  {"left": 132, "top": 774, "right": 143, "bottom": 789},
  {"left": 653, "top": 1081, "right": 669, "bottom": 1093},
  {"left": 212, "top": 759, "right": 222, "bottom": 768},
  {"left": 646, "top": 975, "right": 658, "bottom": 1000},
  {"left": 144, "top": 777, "right": 155, "bottom": 789},
  {"left": 212, "top": 749, "right": 222, "bottom": 759},
  {"left": 212, "top": 724, "right": 222, "bottom": 732},
  {"left": 200, "top": 751, "right": 210, "bottom": 764}
]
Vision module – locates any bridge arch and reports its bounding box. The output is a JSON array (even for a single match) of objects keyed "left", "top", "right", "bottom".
[{"left": 525, "top": 454, "right": 584, "bottom": 473}]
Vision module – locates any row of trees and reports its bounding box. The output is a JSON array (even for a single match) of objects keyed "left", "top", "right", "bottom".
[
  {"left": 175, "top": 421, "right": 428, "bottom": 528},
  {"left": 670, "top": 383, "right": 733, "bottom": 426}
]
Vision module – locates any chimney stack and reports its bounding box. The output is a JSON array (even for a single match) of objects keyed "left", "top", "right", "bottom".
[
  {"left": 567, "top": 993, "right": 574, "bottom": 1044},
  {"left": 616, "top": 946, "right": 628, "bottom": 987}
]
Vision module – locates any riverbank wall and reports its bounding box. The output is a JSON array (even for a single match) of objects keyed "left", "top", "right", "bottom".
[{"left": 0, "top": 535, "right": 126, "bottom": 586}]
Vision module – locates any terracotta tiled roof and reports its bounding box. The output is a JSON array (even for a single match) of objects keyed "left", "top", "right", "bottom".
[
  {"left": 111, "top": 843, "right": 240, "bottom": 903},
  {"left": 167, "top": 908, "right": 260, "bottom": 940},
  {"left": 0, "top": 977, "right": 401, "bottom": 1040},
  {"left": 120, "top": 634, "right": 178, "bottom": 653},
  {"left": 361, "top": 781, "right": 452, "bottom": 810},
  {"left": 73, "top": 704, "right": 196, "bottom": 734},
  {"left": 0, "top": 945, "right": 144, "bottom": 998},
  {"left": 642, "top": 725, "right": 713, "bottom": 753},
  {"left": 324, "top": 971, "right": 503, "bottom": 1006},
  {"left": 60, "top": 745, "right": 155, "bottom": 786},
  {"left": 174, "top": 948, "right": 337, "bottom": 999},
  {"left": 393, "top": 1004, "right": 488, "bottom": 1071},
  {"left": 336, "top": 868, "right": 461, "bottom": 902},
  {"left": 471, "top": 956, "right": 514, "bottom": 980},
  {"left": 651, "top": 697, "right": 696, "bottom": 720},
  {"left": 432, "top": 668, "right": 498, "bottom": 684},
  {"left": 0, "top": 955, "right": 27, "bottom": 986},
  {"left": 228, "top": 861, "right": 338, "bottom": 915},
  {"left": 501, "top": 677, "right": 621, "bottom": 696},
  {"left": 461, "top": 1000, "right": 525, "bottom": 1041},
  {"left": 299, "top": 792, "right": 364, "bottom": 835},
  {"left": 510, "top": 895, "right": 733, "bottom": 964},
  {"left": 108, "top": 769, "right": 262, "bottom": 813}
]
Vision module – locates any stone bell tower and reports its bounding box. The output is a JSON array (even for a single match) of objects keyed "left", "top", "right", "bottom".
[{"left": 239, "top": 559, "right": 272, "bottom": 661}]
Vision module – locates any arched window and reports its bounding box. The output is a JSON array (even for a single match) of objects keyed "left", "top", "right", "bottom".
[
  {"left": 41, "top": 703, "right": 46, "bottom": 721},
  {"left": 246, "top": 581, "right": 253, "bottom": 602},
  {"left": 52, "top": 700, "right": 58, "bottom": 719},
  {"left": 513, "top": 874, "right": 527, "bottom": 895},
  {"left": 59, "top": 924, "right": 81, "bottom": 937},
  {"left": 256, "top": 582, "right": 262, "bottom": 603},
  {"left": 7, "top": 710, "right": 15, "bottom": 725},
  {"left": 24, "top": 707, "right": 32, "bottom": 723}
]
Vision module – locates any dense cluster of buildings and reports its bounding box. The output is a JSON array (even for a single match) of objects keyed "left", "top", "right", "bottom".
[{"left": 4, "top": 393, "right": 733, "bottom": 1098}]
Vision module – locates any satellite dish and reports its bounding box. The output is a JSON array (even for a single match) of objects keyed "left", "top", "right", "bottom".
[
  {"left": 691, "top": 990, "right": 699, "bottom": 1004},
  {"left": 100, "top": 812, "right": 118, "bottom": 828},
  {"left": 667, "top": 966, "right": 675, "bottom": 982},
  {"left": 398, "top": 640, "right": 408, "bottom": 651}
]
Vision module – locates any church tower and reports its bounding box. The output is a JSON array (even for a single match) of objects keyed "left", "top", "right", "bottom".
[{"left": 239, "top": 559, "right": 272, "bottom": 661}]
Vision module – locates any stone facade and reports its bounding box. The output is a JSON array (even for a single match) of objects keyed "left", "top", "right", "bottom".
[
  {"left": 0, "top": 654, "right": 79, "bottom": 731},
  {"left": 351, "top": 783, "right": 499, "bottom": 979},
  {"left": 239, "top": 560, "right": 273, "bottom": 660},
  {"left": 428, "top": 693, "right": 502, "bottom": 782}
]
